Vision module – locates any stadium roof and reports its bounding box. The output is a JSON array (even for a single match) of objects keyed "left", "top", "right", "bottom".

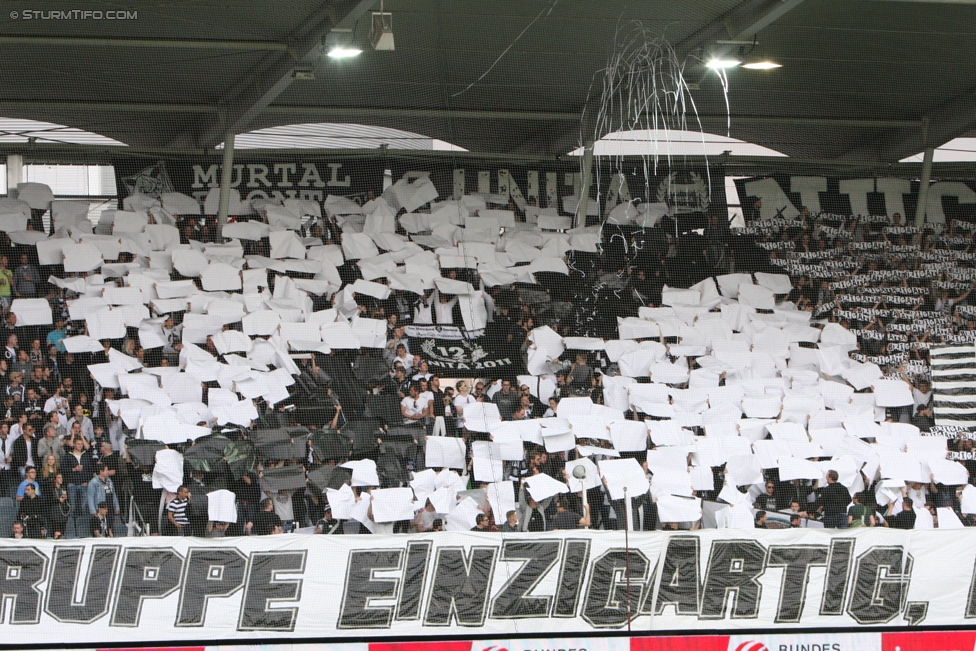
[{"left": 0, "top": 0, "right": 973, "bottom": 172}]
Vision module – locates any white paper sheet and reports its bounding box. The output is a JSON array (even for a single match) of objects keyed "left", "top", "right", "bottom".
[
  {"left": 206, "top": 489, "right": 238, "bottom": 523},
  {"left": 523, "top": 473, "right": 569, "bottom": 502},
  {"left": 599, "top": 458, "right": 649, "bottom": 500},
  {"left": 423, "top": 437, "right": 465, "bottom": 470},
  {"left": 657, "top": 494, "right": 703, "bottom": 523},
  {"left": 370, "top": 487, "right": 417, "bottom": 523},
  {"left": 152, "top": 449, "right": 184, "bottom": 493}
]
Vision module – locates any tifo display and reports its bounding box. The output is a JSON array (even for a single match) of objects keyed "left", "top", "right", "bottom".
[{"left": 0, "top": 176, "right": 972, "bottom": 544}]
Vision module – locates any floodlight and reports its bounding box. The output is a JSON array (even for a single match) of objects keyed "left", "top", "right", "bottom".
[
  {"left": 325, "top": 28, "right": 362, "bottom": 59},
  {"left": 706, "top": 58, "right": 741, "bottom": 69},
  {"left": 328, "top": 46, "right": 362, "bottom": 59},
  {"left": 743, "top": 59, "right": 782, "bottom": 70}
]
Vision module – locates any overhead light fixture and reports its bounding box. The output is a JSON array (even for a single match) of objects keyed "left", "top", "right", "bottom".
[
  {"left": 706, "top": 58, "right": 741, "bottom": 69},
  {"left": 328, "top": 46, "right": 362, "bottom": 58},
  {"left": 743, "top": 59, "right": 781, "bottom": 70},
  {"left": 325, "top": 28, "right": 362, "bottom": 59},
  {"left": 371, "top": 11, "right": 394, "bottom": 50}
]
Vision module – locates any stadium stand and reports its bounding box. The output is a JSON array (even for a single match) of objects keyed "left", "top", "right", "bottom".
[{"left": 0, "top": 189, "right": 973, "bottom": 540}]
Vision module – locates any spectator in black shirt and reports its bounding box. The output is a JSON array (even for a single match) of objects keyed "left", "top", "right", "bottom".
[
  {"left": 91, "top": 501, "right": 113, "bottom": 538},
  {"left": 17, "top": 483, "right": 46, "bottom": 538},
  {"left": 61, "top": 435, "right": 95, "bottom": 538},
  {"left": 886, "top": 498, "right": 917, "bottom": 530},
  {"left": 552, "top": 494, "right": 590, "bottom": 530},
  {"left": 44, "top": 472, "right": 69, "bottom": 539},
  {"left": 5, "top": 372, "right": 25, "bottom": 403},
  {"left": 26, "top": 366, "right": 47, "bottom": 399},
  {"left": 470, "top": 513, "right": 489, "bottom": 531},
  {"left": 22, "top": 388, "right": 43, "bottom": 429},
  {"left": 429, "top": 376, "right": 448, "bottom": 437},
  {"left": 568, "top": 353, "right": 593, "bottom": 392},
  {"left": 818, "top": 470, "right": 852, "bottom": 528},
  {"left": 248, "top": 497, "right": 283, "bottom": 535},
  {"left": 754, "top": 481, "right": 778, "bottom": 512},
  {"left": 393, "top": 366, "right": 411, "bottom": 399},
  {"left": 492, "top": 380, "right": 518, "bottom": 421}
]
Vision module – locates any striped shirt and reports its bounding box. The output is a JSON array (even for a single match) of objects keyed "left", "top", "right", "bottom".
[{"left": 167, "top": 497, "right": 190, "bottom": 526}]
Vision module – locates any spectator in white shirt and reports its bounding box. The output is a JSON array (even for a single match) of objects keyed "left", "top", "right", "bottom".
[
  {"left": 434, "top": 293, "right": 458, "bottom": 325},
  {"left": 44, "top": 388, "right": 69, "bottom": 426},
  {"left": 391, "top": 344, "right": 414, "bottom": 371},
  {"left": 453, "top": 382, "right": 476, "bottom": 419},
  {"left": 413, "top": 291, "right": 435, "bottom": 325},
  {"left": 412, "top": 360, "right": 433, "bottom": 382},
  {"left": 400, "top": 384, "right": 430, "bottom": 427},
  {"left": 0, "top": 424, "right": 14, "bottom": 497}
]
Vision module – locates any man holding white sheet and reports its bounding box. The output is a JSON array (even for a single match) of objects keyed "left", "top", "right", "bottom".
[
  {"left": 434, "top": 292, "right": 458, "bottom": 325},
  {"left": 413, "top": 290, "right": 435, "bottom": 325}
]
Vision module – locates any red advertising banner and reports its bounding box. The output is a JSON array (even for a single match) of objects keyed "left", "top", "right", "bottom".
[
  {"left": 882, "top": 632, "right": 976, "bottom": 651},
  {"left": 74, "top": 631, "right": 976, "bottom": 651}
]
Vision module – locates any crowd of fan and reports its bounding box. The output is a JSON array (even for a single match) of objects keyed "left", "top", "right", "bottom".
[{"left": 2, "top": 196, "right": 976, "bottom": 540}]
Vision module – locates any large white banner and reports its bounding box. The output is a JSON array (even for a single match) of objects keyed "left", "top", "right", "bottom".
[{"left": 0, "top": 529, "right": 969, "bottom": 645}]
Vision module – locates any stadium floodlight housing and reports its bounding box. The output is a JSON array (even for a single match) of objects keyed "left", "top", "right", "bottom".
[
  {"left": 325, "top": 28, "right": 362, "bottom": 59},
  {"left": 371, "top": 12, "right": 395, "bottom": 51}
]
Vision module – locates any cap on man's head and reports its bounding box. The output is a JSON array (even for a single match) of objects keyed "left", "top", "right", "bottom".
[{"left": 97, "top": 501, "right": 108, "bottom": 510}]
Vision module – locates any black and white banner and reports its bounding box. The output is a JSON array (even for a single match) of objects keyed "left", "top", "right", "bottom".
[
  {"left": 2, "top": 529, "right": 976, "bottom": 645},
  {"left": 113, "top": 157, "right": 726, "bottom": 216},
  {"left": 735, "top": 175, "right": 976, "bottom": 225},
  {"left": 401, "top": 325, "right": 520, "bottom": 376},
  {"left": 931, "top": 344, "right": 976, "bottom": 427},
  {"left": 415, "top": 337, "right": 518, "bottom": 376}
]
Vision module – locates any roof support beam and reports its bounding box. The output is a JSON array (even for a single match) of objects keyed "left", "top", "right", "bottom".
[
  {"left": 0, "top": 102, "right": 921, "bottom": 130},
  {"left": 839, "top": 84, "right": 976, "bottom": 162},
  {"left": 697, "top": 115, "right": 923, "bottom": 129},
  {"left": 675, "top": 0, "right": 805, "bottom": 59},
  {"left": 0, "top": 35, "right": 290, "bottom": 52},
  {"left": 0, "top": 101, "right": 578, "bottom": 121},
  {"left": 263, "top": 106, "right": 581, "bottom": 121},
  {"left": 183, "top": 0, "right": 378, "bottom": 149},
  {"left": 0, "top": 101, "right": 220, "bottom": 114}
]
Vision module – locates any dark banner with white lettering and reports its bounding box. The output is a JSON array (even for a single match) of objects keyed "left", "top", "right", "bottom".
[
  {"left": 0, "top": 529, "right": 974, "bottom": 645},
  {"left": 113, "top": 157, "right": 726, "bottom": 219},
  {"left": 735, "top": 175, "right": 976, "bottom": 225}
]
